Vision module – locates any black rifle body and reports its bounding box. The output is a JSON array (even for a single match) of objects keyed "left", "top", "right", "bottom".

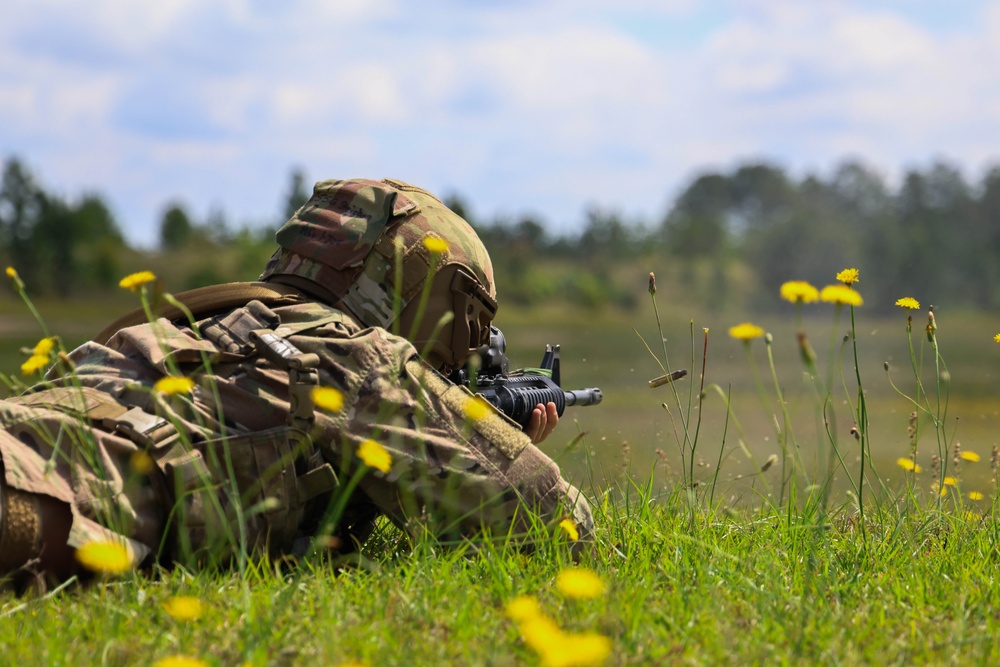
[{"left": 450, "top": 327, "right": 603, "bottom": 428}]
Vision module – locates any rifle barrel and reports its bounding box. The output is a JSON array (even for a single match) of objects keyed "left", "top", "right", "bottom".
[{"left": 564, "top": 388, "right": 603, "bottom": 407}]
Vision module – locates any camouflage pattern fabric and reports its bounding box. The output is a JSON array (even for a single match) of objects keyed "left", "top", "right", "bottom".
[
  {"left": 260, "top": 178, "right": 496, "bottom": 329},
  {"left": 0, "top": 299, "right": 592, "bottom": 566}
]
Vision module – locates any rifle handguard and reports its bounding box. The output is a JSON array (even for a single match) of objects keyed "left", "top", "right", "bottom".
[{"left": 450, "top": 326, "right": 603, "bottom": 428}]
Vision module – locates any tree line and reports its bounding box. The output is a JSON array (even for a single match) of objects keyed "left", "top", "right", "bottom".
[
  {"left": 2, "top": 155, "right": 998, "bottom": 313},
  {"left": 455, "top": 160, "right": 1000, "bottom": 313}
]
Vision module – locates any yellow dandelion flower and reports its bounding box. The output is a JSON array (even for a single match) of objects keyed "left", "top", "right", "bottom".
[
  {"left": 518, "top": 612, "right": 565, "bottom": 657},
  {"left": 75, "top": 540, "right": 133, "bottom": 575},
  {"left": 163, "top": 595, "right": 205, "bottom": 621},
  {"left": 943, "top": 476, "right": 957, "bottom": 486},
  {"left": 960, "top": 451, "right": 980, "bottom": 463},
  {"left": 895, "top": 297, "right": 920, "bottom": 310},
  {"left": 558, "top": 518, "right": 579, "bottom": 541},
  {"left": 32, "top": 337, "right": 56, "bottom": 356},
  {"left": 5, "top": 266, "right": 24, "bottom": 289},
  {"left": 152, "top": 657, "right": 209, "bottom": 667},
  {"left": 357, "top": 439, "right": 392, "bottom": 473},
  {"left": 312, "top": 386, "right": 344, "bottom": 413},
  {"left": 994, "top": 333, "right": 1000, "bottom": 344},
  {"left": 163, "top": 595, "right": 204, "bottom": 621},
  {"left": 896, "top": 457, "right": 921, "bottom": 473},
  {"left": 728, "top": 323, "right": 765, "bottom": 341},
  {"left": 819, "top": 284, "right": 863, "bottom": 307},
  {"left": 505, "top": 595, "right": 543, "bottom": 622},
  {"left": 969, "top": 491, "right": 985, "bottom": 501},
  {"left": 779, "top": 281, "right": 819, "bottom": 304},
  {"left": 423, "top": 236, "right": 449, "bottom": 254},
  {"left": 836, "top": 268, "right": 860, "bottom": 285},
  {"left": 154, "top": 376, "right": 195, "bottom": 395},
  {"left": 544, "top": 631, "right": 613, "bottom": 667},
  {"left": 20, "top": 354, "right": 50, "bottom": 376},
  {"left": 119, "top": 270, "right": 157, "bottom": 292},
  {"left": 130, "top": 450, "right": 155, "bottom": 476},
  {"left": 963, "top": 511, "right": 979, "bottom": 521},
  {"left": 555, "top": 567, "right": 606, "bottom": 600},
  {"left": 464, "top": 395, "right": 493, "bottom": 422}
]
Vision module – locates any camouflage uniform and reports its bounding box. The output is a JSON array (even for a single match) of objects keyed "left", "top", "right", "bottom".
[{"left": 0, "top": 178, "right": 593, "bottom": 580}]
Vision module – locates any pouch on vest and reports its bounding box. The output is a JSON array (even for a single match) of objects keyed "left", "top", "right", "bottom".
[{"left": 159, "top": 426, "right": 335, "bottom": 560}]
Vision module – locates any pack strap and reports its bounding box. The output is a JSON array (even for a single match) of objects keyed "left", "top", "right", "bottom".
[{"left": 93, "top": 282, "right": 306, "bottom": 346}]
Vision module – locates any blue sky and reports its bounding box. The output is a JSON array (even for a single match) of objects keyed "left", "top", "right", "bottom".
[{"left": 2, "top": 0, "right": 998, "bottom": 246}]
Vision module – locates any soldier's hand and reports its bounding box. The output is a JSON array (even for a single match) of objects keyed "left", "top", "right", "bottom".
[{"left": 525, "top": 401, "right": 558, "bottom": 444}]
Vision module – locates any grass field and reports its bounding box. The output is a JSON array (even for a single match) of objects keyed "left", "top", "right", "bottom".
[{"left": 2, "top": 281, "right": 1000, "bottom": 665}]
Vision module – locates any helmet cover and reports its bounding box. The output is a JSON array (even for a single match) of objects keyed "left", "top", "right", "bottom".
[{"left": 261, "top": 178, "right": 497, "bottom": 368}]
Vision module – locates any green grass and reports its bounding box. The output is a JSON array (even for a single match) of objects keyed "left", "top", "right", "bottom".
[
  {"left": 3, "top": 485, "right": 1000, "bottom": 665},
  {"left": 3, "top": 281, "right": 1000, "bottom": 665}
]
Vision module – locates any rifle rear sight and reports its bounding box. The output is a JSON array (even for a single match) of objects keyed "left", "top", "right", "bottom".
[{"left": 449, "top": 326, "right": 604, "bottom": 428}]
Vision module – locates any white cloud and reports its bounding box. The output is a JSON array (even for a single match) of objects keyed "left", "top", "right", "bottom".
[{"left": 2, "top": 0, "right": 1000, "bottom": 245}]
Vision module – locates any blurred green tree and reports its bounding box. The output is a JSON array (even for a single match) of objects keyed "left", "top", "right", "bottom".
[{"left": 159, "top": 202, "right": 194, "bottom": 250}]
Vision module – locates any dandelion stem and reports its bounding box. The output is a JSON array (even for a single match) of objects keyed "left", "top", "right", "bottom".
[
  {"left": 687, "top": 328, "right": 710, "bottom": 487},
  {"left": 848, "top": 305, "right": 869, "bottom": 546}
]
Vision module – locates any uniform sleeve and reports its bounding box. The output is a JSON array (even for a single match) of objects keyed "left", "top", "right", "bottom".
[{"left": 304, "top": 325, "right": 594, "bottom": 543}]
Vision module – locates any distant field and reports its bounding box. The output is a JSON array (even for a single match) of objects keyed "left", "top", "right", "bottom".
[
  {"left": 496, "top": 299, "right": 1000, "bottom": 502},
  {"left": 3, "top": 291, "right": 998, "bottom": 504}
]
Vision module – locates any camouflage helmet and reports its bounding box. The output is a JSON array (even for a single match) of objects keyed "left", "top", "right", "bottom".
[{"left": 260, "top": 178, "right": 497, "bottom": 371}]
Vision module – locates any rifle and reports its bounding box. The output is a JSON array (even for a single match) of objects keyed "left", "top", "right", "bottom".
[{"left": 449, "top": 326, "right": 603, "bottom": 428}]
